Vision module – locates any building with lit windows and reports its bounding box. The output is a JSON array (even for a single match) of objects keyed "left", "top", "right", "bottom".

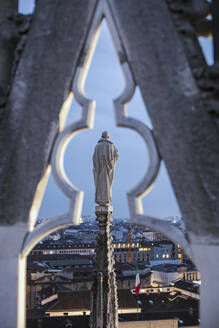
[{"left": 30, "top": 240, "right": 186, "bottom": 264}]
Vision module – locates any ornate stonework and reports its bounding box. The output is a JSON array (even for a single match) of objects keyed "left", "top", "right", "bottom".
[
  {"left": 90, "top": 206, "right": 118, "bottom": 328},
  {"left": 166, "top": 0, "right": 219, "bottom": 128}
]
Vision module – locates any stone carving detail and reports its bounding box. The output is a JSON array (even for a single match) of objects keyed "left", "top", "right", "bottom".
[
  {"left": 166, "top": 0, "right": 219, "bottom": 127},
  {"left": 11, "top": 14, "right": 32, "bottom": 80},
  {"left": 166, "top": 0, "right": 211, "bottom": 36},
  {"left": 90, "top": 206, "right": 118, "bottom": 328},
  {"left": 0, "top": 12, "right": 32, "bottom": 108},
  {"left": 93, "top": 131, "right": 119, "bottom": 205},
  {"left": 193, "top": 63, "right": 219, "bottom": 128}
]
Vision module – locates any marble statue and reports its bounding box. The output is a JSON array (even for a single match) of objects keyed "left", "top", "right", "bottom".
[{"left": 93, "top": 131, "right": 119, "bottom": 205}]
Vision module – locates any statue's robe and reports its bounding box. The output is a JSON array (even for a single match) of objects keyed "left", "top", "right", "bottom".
[{"left": 93, "top": 138, "right": 119, "bottom": 205}]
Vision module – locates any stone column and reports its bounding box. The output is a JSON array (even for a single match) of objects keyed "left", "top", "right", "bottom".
[
  {"left": 0, "top": 224, "right": 27, "bottom": 328},
  {"left": 90, "top": 205, "right": 118, "bottom": 328}
]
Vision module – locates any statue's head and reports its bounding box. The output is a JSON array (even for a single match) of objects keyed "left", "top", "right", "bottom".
[{"left": 102, "top": 131, "right": 110, "bottom": 139}]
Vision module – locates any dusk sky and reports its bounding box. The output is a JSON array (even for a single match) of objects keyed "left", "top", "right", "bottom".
[{"left": 19, "top": 1, "right": 213, "bottom": 221}]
